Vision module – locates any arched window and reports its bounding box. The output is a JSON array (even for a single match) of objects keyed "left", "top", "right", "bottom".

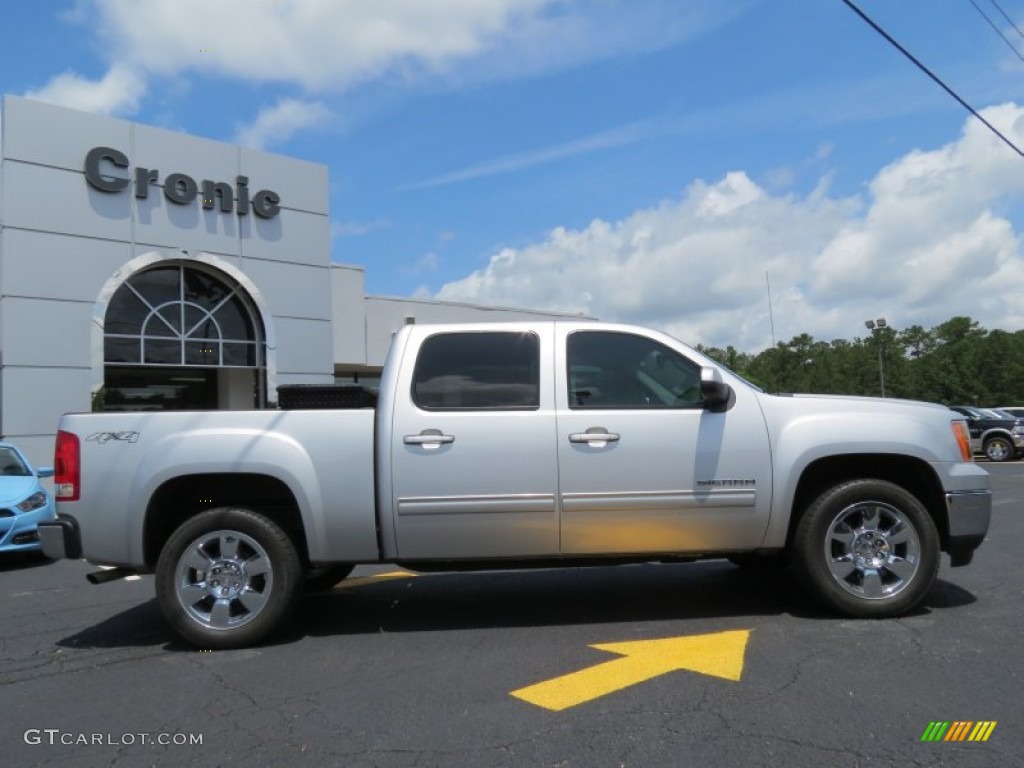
[{"left": 104, "top": 265, "right": 264, "bottom": 368}]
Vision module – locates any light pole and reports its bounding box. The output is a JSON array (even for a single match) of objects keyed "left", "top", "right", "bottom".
[{"left": 864, "top": 318, "right": 887, "bottom": 397}]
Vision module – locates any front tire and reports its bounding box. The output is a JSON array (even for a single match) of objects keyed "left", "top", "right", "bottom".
[
  {"left": 792, "top": 480, "right": 939, "bottom": 618},
  {"left": 155, "top": 508, "right": 302, "bottom": 649}
]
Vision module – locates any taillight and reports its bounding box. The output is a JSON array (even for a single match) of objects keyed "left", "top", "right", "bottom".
[
  {"left": 951, "top": 421, "right": 973, "bottom": 462},
  {"left": 54, "top": 430, "right": 81, "bottom": 501}
]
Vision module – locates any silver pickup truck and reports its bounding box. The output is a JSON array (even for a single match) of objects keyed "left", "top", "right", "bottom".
[{"left": 40, "top": 321, "right": 991, "bottom": 648}]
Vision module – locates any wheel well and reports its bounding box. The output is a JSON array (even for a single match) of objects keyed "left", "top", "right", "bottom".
[
  {"left": 143, "top": 474, "right": 308, "bottom": 567},
  {"left": 787, "top": 455, "right": 949, "bottom": 549}
]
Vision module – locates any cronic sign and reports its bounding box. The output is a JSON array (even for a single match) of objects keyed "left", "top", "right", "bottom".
[{"left": 84, "top": 146, "right": 281, "bottom": 219}]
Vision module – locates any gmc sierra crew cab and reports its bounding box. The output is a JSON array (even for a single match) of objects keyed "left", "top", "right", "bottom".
[{"left": 39, "top": 321, "right": 992, "bottom": 649}]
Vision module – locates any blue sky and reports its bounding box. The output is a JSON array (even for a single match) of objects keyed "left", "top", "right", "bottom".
[{"left": 7, "top": 0, "right": 1024, "bottom": 350}]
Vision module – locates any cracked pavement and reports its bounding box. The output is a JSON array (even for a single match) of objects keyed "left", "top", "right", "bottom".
[{"left": 1, "top": 464, "right": 1020, "bottom": 767}]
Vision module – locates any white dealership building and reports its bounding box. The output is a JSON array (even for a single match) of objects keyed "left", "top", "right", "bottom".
[{"left": 0, "top": 95, "right": 580, "bottom": 466}]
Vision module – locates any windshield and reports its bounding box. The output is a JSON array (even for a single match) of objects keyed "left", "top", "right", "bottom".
[
  {"left": 0, "top": 447, "right": 31, "bottom": 477},
  {"left": 980, "top": 408, "right": 1009, "bottom": 419},
  {"left": 953, "top": 406, "right": 983, "bottom": 418}
]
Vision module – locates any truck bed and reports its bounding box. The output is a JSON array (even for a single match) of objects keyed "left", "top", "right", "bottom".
[{"left": 59, "top": 408, "right": 378, "bottom": 567}]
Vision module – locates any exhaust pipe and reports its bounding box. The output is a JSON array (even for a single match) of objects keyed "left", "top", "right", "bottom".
[{"left": 87, "top": 567, "right": 136, "bottom": 585}]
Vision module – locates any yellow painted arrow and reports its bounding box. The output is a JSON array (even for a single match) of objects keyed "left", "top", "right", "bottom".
[{"left": 510, "top": 629, "right": 752, "bottom": 711}]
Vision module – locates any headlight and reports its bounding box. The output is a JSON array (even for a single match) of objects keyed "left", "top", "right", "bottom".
[{"left": 16, "top": 491, "right": 48, "bottom": 513}]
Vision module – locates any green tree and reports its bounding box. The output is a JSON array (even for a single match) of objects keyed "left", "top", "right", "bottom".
[{"left": 693, "top": 315, "right": 1019, "bottom": 406}]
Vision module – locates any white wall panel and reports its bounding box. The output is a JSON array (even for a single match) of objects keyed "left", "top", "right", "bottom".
[
  {"left": 271, "top": 317, "right": 333, "bottom": 376},
  {"left": 1, "top": 366, "right": 91, "bottom": 438},
  {"left": 239, "top": 208, "right": 329, "bottom": 267},
  {"left": 241, "top": 259, "right": 331, "bottom": 320},
  {"left": 2, "top": 162, "right": 132, "bottom": 240},
  {"left": 0, "top": 298, "right": 93, "bottom": 368},
  {"left": 332, "top": 266, "right": 367, "bottom": 365},
  {"left": 0, "top": 229, "right": 132, "bottom": 301},
  {"left": 2, "top": 95, "right": 131, "bottom": 171}
]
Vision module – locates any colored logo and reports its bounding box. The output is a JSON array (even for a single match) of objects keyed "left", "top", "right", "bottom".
[{"left": 921, "top": 721, "right": 997, "bottom": 742}]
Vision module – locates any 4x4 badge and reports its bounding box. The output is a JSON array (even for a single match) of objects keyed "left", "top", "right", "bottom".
[{"left": 86, "top": 431, "right": 140, "bottom": 444}]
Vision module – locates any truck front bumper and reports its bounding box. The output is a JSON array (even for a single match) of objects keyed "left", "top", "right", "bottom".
[
  {"left": 945, "top": 490, "right": 991, "bottom": 567},
  {"left": 38, "top": 515, "right": 82, "bottom": 560}
]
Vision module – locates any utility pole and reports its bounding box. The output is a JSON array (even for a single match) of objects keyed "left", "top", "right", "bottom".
[{"left": 864, "top": 318, "right": 887, "bottom": 397}]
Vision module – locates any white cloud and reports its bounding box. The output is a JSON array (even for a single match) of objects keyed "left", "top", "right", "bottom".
[
  {"left": 234, "top": 98, "right": 332, "bottom": 149},
  {"left": 83, "top": 0, "right": 730, "bottom": 92},
  {"left": 23, "top": 64, "right": 145, "bottom": 115},
  {"left": 29, "top": 0, "right": 735, "bottom": 134},
  {"left": 435, "top": 104, "right": 1024, "bottom": 350},
  {"left": 88, "top": 0, "right": 545, "bottom": 90}
]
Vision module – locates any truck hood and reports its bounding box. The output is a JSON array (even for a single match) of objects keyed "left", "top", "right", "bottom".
[
  {"left": 754, "top": 392, "right": 966, "bottom": 464},
  {"left": 780, "top": 393, "right": 948, "bottom": 412}
]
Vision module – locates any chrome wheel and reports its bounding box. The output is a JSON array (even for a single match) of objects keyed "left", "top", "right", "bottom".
[
  {"left": 984, "top": 437, "right": 1011, "bottom": 462},
  {"left": 157, "top": 508, "right": 301, "bottom": 648},
  {"left": 174, "top": 529, "right": 273, "bottom": 631},
  {"left": 824, "top": 501, "right": 921, "bottom": 600}
]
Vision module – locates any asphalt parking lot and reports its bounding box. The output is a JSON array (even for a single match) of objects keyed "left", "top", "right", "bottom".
[{"left": 1, "top": 463, "right": 1021, "bottom": 768}]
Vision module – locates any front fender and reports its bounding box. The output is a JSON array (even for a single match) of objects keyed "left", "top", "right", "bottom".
[{"left": 761, "top": 407, "right": 960, "bottom": 547}]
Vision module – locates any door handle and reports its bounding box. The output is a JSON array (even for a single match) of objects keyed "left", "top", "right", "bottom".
[
  {"left": 569, "top": 430, "right": 621, "bottom": 444},
  {"left": 404, "top": 430, "right": 455, "bottom": 446}
]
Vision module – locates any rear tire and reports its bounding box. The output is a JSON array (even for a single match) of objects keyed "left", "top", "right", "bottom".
[
  {"left": 155, "top": 508, "right": 302, "bottom": 649},
  {"left": 792, "top": 479, "right": 939, "bottom": 618},
  {"left": 983, "top": 436, "right": 1013, "bottom": 462}
]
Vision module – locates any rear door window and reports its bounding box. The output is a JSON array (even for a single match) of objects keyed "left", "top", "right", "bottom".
[{"left": 413, "top": 332, "right": 540, "bottom": 410}]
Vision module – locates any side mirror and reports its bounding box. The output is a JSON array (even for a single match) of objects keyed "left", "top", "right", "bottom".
[
  {"left": 700, "top": 367, "right": 733, "bottom": 412},
  {"left": 37, "top": 466, "right": 54, "bottom": 478}
]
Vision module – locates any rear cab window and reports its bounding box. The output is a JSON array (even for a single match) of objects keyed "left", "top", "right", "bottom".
[{"left": 412, "top": 332, "right": 540, "bottom": 410}]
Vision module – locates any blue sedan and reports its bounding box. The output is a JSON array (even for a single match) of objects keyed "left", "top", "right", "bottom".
[{"left": 0, "top": 442, "right": 56, "bottom": 554}]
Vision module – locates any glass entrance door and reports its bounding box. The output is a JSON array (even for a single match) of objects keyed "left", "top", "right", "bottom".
[{"left": 99, "top": 367, "right": 220, "bottom": 411}]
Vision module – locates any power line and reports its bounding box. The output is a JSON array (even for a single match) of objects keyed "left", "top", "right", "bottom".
[
  {"left": 967, "top": 0, "right": 1024, "bottom": 64},
  {"left": 840, "top": 0, "right": 1024, "bottom": 159},
  {"left": 988, "top": 0, "right": 1024, "bottom": 40}
]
